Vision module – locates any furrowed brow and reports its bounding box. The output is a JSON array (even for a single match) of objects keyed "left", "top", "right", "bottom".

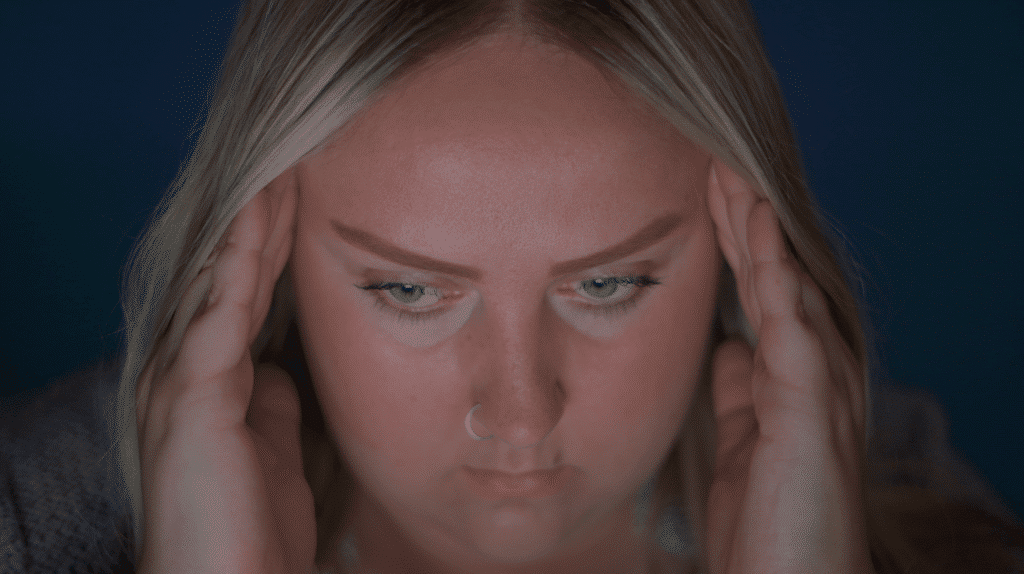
[{"left": 330, "top": 211, "right": 685, "bottom": 280}]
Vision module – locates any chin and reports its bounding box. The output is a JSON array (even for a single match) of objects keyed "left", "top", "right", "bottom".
[{"left": 457, "top": 499, "right": 576, "bottom": 565}]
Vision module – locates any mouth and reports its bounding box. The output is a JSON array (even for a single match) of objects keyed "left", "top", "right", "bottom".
[{"left": 461, "top": 465, "right": 572, "bottom": 500}]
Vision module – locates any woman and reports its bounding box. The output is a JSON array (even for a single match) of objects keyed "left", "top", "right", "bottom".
[{"left": 98, "top": 0, "right": 1019, "bottom": 573}]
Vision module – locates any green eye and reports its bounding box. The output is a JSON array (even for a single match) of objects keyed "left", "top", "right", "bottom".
[
  {"left": 389, "top": 283, "right": 426, "bottom": 304},
  {"left": 358, "top": 281, "right": 445, "bottom": 322},
  {"left": 571, "top": 275, "right": 662, "bottom": 317},
  {"left": 581, "top": 278, "right": 619, "bottom": 298}
]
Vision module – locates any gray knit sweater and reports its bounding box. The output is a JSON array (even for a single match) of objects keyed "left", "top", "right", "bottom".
[
  {"left": 1, "top": 361, "right": 133, "bottom": 573},
  {"left": 1, "top": 361, "right": 1019, "bottom": 573}
]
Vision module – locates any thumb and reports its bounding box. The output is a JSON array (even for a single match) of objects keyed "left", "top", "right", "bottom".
[
  {"left": 247, "top": 363, "right": 317, "bottom": 569},
  {"left": 712, "top": 338, "right": 755, "bottom": 420},
  {"left": 247, "top": 363, "right": 303, "bottom": 471},
  {"left": 711, "top": 338, "right": 757, "bottom": 476}
]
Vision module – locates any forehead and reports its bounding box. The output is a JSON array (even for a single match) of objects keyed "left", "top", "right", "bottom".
[{"left": 301, "top": 33, "right": 708, "bottom": 263}]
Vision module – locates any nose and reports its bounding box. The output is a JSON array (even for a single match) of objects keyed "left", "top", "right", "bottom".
[{"left": 469, "top": 300, "right": 566, "bottom": 449}]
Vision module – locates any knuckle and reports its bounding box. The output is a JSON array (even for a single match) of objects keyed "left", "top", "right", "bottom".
[
  {"left": 798, "top": 276, "right": 829, "bottom": 322},
  {"left": 762, "top": 318, "right": 827, "bottom": 380},
  {"left": 752, "top": 261, "right": 800, "bottom": 315}
]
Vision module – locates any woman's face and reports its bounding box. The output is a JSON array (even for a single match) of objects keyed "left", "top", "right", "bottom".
[{"left": 291, "top": 34, "right": 721, "bottom": 570}]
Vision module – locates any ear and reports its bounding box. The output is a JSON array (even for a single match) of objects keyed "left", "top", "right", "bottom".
[{"left": 706, "top": 156, "right": 759, "bottom": 282}]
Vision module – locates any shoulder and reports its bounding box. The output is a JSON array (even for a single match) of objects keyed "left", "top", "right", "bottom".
[
  {"left": 867, "top": 384, "right": 1024, "bottom": 572},
  {"left": 1, "top": 360, "right": 136, "bottom": 573},
  {"left": 867, "top": 383, "right": 1019, "bottom": 525}
]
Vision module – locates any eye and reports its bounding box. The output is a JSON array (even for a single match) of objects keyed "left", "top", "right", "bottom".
[
  {"left": 381, "top": 283, "right": 436, "bottom": 306},
  {"left": 357, "top": 281, "right": 451, "bottom": 322},
  {"left": 578, "top": 277, "right": 625, "bottom": 300},
  {"left": 571, "top": 275, "right": 661, "bottom": 316}
]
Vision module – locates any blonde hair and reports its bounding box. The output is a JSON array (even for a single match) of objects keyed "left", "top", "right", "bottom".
[{"left": 113, "top": 0, "right": 1021, "bottom": 571}]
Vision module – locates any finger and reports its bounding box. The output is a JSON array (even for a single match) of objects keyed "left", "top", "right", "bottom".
[
  {"left": 166, "top": 263, "right": 217, "bottom": 369},
  {"left": 712, "top": 338, "right": 756, "bottom": 420},
  {"left": 797, "top": 273, "right": 866, "bottom": 441},
  {"left": 707, "top": 161, "right": 742, "bottom": 277},
  {"left": 138, "top": 256, "right": 220, "bottom": 438},
  {"left": 707, "top": 158, "right": 762, "bottom": 332},
  {"left": 708, "top": 159, "right": 757, "bottom": 276},
  {"left": 794, "top": 272, "right": 868, "bottom": 497},
  {"left": 711, "top": 339, "right": 759, "bottom": 480},
  {"left": 139, "top": 203, "right": 250, "bottom": 435},
  {"left": 247, "top": 363, "right": 303, "bottom": 471},
  {"left": 749, "top": 204, "right": 831, "bottom": 428},
  {"left": 206, "top": 192, "right": 269, "bottom": 323},
  {"left": 248, "top": 363, "right": 317, "bottom": 570},
  {"left": 712, "top": 337, "right": 761, "bottom": 491},
  {"left": 143, "top": 170, "right": 299, "bottom": 439},
  {"left": 748, "top": 200, "right": 801, "bottom": 325},
  {"left": 141, "top": 191, "right": 272, "bottom": 438},
  {"left": 248, "top": 170, "right": 298, "bottom": 343}
]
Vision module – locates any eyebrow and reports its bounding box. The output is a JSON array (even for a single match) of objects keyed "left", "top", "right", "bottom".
[{"left": 330, "top": 212, "right": 685, "bottom": 281}]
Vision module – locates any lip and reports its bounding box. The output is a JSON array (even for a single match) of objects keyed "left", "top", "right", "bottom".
[{"left": 462, "top": 465, "right": 572, "bottom": 500}]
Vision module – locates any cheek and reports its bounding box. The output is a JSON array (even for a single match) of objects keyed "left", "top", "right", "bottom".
[
  {"left": 573, "top": 243, "right": 719, "bottom": 468},
  {"left": 640, "top": 245, "right": 719, "bottom": 415},
  {"left": 291, "top": 238, "right": 464, "bottom": 485},
  {"left": 367, "top": 291, "right": 480, "bottom": 349},
  {"left": 291, "top": 240, "right": 394, "bottom": 445}
]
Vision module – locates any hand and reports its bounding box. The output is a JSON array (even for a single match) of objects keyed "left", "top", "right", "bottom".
[
  {"left": 135, "top": 173, "right": 316, "bottom": 574},
  {"left": 705, "top": 159, "right": 872, "bottom": 574}
]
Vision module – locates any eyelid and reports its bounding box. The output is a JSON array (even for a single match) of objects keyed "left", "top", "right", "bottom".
[
  {"left": 561, "top": 274, "right": 661, "bottom": 313},
  {"left": 572, "top": 258, "right": 661, "bottom": 279},
  {"left": 356, "top": 280, "right": 463, "bottom": 322},
  {"left": 359, "top": 266, "right": 461, "bottom": 287},
  {"left": 356, "top": 265, "right": 662, "bottom": 323},
  {"left": 556, "top": 260, "right": 660, "bottom": 293}
]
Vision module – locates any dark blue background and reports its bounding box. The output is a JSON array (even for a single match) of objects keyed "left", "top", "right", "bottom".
[{"left": 1, "top": 1, "right": 1020, "bottom": 517}]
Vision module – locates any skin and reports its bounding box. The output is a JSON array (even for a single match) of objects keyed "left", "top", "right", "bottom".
[
  {"left": 136, "top": 29, "right": 872, "bottom": 574},
  {"left": 291, "top": 33, "right": 718, "bottom": 573}
]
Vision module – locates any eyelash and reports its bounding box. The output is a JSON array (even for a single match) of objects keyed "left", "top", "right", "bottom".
[
  {"left": 359, "top": 283, "right": 450, "bottom": 324},
  {"left": 357, "top": 275, "right": 662, "bottom": 323},
  {"left": 575, "top": 276, "right": 662, "bottom": 318}
]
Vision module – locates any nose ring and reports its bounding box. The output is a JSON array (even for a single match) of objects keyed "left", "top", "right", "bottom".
[{"left": 465, "top": 404, "right": 493, "bottom": 440}]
